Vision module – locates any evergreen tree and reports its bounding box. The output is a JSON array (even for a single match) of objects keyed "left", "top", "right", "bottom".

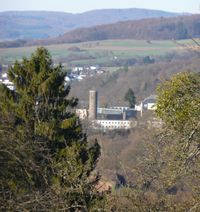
[
  {"left": 124, "top": 88, "right": 136, "bottom": 108},
  {"left": 0, "top": 47, "right": 103, "bottom": 210}
]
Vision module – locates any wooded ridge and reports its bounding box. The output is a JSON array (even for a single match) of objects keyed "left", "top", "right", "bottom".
[
  {"left": 1, "top": 14, "right": 199, "bottom": 48},
  {"left": 0, "top": 9, "right": 180, "bottom": 40}
]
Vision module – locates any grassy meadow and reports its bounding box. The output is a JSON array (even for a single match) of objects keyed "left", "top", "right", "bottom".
[{"left": 0, "top": 39, "right": 192, "bottom": 65}]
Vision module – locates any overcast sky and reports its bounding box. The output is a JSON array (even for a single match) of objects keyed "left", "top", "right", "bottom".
[{"left": 0, "top": 0, "right": 199, "bottom": 14}]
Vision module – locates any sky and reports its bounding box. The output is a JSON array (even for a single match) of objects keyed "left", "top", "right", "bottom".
[{"left": 0, "top": 0, "right": 199, "bottom": 14}]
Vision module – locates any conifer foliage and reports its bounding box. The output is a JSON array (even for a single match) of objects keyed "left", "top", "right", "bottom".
[
  {"left": 0, "top": 47, "right": 102, "bottom": 211},
  {"left": 124, "top": 88, "right": 136, "bottom": 108}
]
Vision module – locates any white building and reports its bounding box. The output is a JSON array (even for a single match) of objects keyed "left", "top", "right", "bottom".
[
  {"left": 134, "top": 104, "right": 142, "bottom": 111},
  {"left": 146, "top": 103, "right": 157, "bottom": 110},
  {"left": 142, "top": 95, "right": 157, "bottom": 110},
  {"left": 93, "top": 120, "right": 137, "bottom": 130},
  {"left": 90, "top": 66, "right": 97, "bottom": 71},
  {"left": 76, "top": 109, "right": 88, "bottom": 120},
  {"left": 64, "top": 76, "right": 71, "bottom": 82},
  {"left": 75, "top": 91, "right": 158, "bottom": 130},
  {"left": 0, "top": 73, "right": 14, "bottom": 90},
  {"left": 2, "top": 73, "right": 8, "bottom": 78},
  {"left": 73, "top": 67, "right": 84, "bottom": 72}
]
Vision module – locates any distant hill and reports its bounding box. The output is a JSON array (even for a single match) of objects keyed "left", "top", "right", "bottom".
[
  {"left": 41, "top": 15, "right": 200, "bottom": 45},
  {"left": 0, "top": 9, "right": 181, "bottom": 40},
  {"left": 1, "top": 14, "right": 199, "bottom": 49}
]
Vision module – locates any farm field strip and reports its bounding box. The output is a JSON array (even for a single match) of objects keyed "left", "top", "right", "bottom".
[{"left": 0, "top": 39, "right": 191, "bottom": 64}]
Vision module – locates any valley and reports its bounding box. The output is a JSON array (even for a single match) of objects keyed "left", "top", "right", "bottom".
[{"left": 1, "top": 5, "right": 200, "bottom": 209}]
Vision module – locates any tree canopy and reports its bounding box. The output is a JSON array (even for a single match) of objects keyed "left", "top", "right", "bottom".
[
  {"left": 105, "top": 72, "right": 200, "bottom": 211},
  {"left": 124, "top": 88, "right": 136, "bottom": 108},
  {"left": 0, "top": 47, "right": 103, "bottom": 210},
  {"left": 156, "top": 71, "right": 200, "bottom": 165},
  {"left": 156, "top": 72, "right": 200, "bottom": 133}
]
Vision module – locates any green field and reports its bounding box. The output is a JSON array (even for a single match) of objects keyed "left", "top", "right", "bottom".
[{"left": 0, "top": 39, "right": 192, "bottom": 65}]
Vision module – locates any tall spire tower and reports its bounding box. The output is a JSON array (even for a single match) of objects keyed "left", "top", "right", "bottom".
[{"left": 89, "top": 90, "right": 98, "bottom": 120}]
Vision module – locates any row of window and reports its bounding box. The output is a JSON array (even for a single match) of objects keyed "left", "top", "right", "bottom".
[
  {"left": 97, "top": 121, "right": 130, "bottom": 125},
  {"left": 100, "top": 125, "right": 130, "bottom": 129}
]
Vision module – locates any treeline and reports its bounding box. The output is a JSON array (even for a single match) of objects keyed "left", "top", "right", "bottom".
[
  {"left": 54, "top": 15, "right": 200, "bottom": 42},
  {"left": 0, "top": 39, "right": 27, "bottom": 48},
  {"left": 32, "top": 14, "right": 200, "bottom": 45},
  {"left": 1, "top": 14, "right": 200, "bottom": 48}
]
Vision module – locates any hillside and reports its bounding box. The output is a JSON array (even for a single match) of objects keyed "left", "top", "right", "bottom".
[
  {"left": 44, "top": 15, "right": 200, "bottom": 44},
  {"left": 3, "top": 14, "right": 199, "bottom": 48},
  {"left": 0, "top": 9, "right": 181, "bottom": 40},
  {"left": 70, "top": 54, "right": 200, "bottom": 107}
]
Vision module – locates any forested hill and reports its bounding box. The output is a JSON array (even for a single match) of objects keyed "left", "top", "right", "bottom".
[
  {"left": 0, "top": 9, "right": 181, "bottom": 40},
  {"left": 43, "top": 15, "right": 200, "bottom": 44},
  {"left": 3, "top": 14, "right": 198, "bottom": 48}
]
